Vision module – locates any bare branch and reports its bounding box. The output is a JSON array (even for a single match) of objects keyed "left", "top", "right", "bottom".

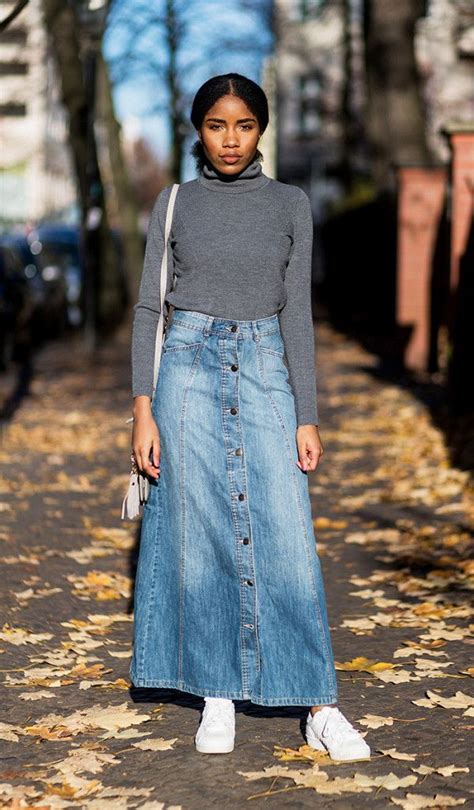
[{"left": 0, "top": 0, "right": 29, "bottom": 32}]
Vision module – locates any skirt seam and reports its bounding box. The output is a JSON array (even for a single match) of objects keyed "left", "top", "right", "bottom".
[
  {"left": 178, "top": 338, "right": 209, "bottom": 681},
  {"left": 130, "top": 673, "right": 337, "bottom": 706},
  {"left": 255, "top": 344, "right": 337, "bottom": 684}
]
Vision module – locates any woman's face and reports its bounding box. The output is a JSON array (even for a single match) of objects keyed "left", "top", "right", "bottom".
[{"left": 198, "top": 94, "right": 261, "bottom": 175}]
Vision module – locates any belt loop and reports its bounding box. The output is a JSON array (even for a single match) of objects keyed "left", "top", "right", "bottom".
[
  {"left": 203, "top": 314, "right": 213, "bottom": 337},
  {"left": 165, "top": 302, "right": 175, "bottom": 330}
]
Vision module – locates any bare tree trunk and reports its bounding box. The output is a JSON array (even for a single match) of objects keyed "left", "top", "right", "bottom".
[
  {"left": 42, "top": 0, "right": 124, "bottom": 336},
  {"left": 96, "top": 52, "right": 143, "bottom": 302},
  {"left": 41, "top": 0, "right": 88, "bottom": 204},
  {"left": 165, "top": 0, "right": 184, "bottom": 182},
  {"left": 340, "top": 0, "right": 356, "bottom": 190},
  {"left": 0, "top": 0, "right": 28, "bottom": 31},
  {"left": 364, "top": 0, "right": 431, "bottom": 190}
]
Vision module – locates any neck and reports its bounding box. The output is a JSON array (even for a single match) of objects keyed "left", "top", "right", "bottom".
[{"left": 198, "top": 154, "right": 270, "bottom": 193}]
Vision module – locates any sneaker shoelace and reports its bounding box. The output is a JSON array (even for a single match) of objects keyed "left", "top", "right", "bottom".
[
  {"left": 201, "top": 702, "right": 235, "bottom": 732},
  {"left": 320, "top": 708, "right": 361, "bottom": 741}
]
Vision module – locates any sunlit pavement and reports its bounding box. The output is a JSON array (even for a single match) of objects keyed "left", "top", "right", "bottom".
[{"left": 0, "top": 317, "right": 472, "bottom": 809}]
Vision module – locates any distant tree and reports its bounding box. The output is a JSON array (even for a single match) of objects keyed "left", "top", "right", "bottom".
[
  {"left": 126, "top": 138, "right": 169, "bottom": 212},
  {"left": 0, "top": 0, "right": 28, "bottom": 31},
  {"left": 42, "top": 0, "right": 125, "bottom": 332},
  {"left": 363, "top": 0, "right": 431, "bottom": 189},
  {"left": 106, "top": 0, "right": 273, "bottom": 182}
]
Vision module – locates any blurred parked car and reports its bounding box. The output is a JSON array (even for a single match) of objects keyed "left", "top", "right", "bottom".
[
  {"left": 0, "top": 242, "right": 36, "bottom": 369},
  {"left": 0, "top": 234, "right": 68, "bottom": 341},
  {"left": 30, "top": 225, "right": 83, "bottom": 328}
]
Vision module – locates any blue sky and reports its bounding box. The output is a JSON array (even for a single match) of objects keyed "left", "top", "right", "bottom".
[{"left": 103, "top": 0, "right": 273, "bottom": 181}]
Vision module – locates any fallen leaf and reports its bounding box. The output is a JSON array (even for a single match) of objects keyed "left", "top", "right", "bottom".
[
  {"left": 0, "top": 624, "right": 53, "bottom": 645},
  {"left": 411, "top": 764, "right": 470, "bottom": 776},
  {"left": 314, "top": 517, "right": 348, "bottom": 529},
  {"left": 132, "top": 737, "right": 178, "bottom": 751},
  {"left": 391, "top": 794, "right": 466, "bottom": 808},
  {"left": 412, "top": 690, "right": 474, "bottom": 711},
  {"left": 374, "top": 669, "right": 419, "bottom": 684},
  {"left": 19, "top": 690, "right": 55, "bottom": 701},
  {"left": 379, "top": 748, "right": 417, "bottom": 761},
  {"left": 358, "top": 714, "right": 395, "bottom": 729},
  {"left": 273, "top": 744, "right": 332, "bottom": 764},
  {"left": 335, "top": 657, "right": 397, "bottom": 673},
  {"left": 24, "top": 702, "right": 150, "bottom": 739}
]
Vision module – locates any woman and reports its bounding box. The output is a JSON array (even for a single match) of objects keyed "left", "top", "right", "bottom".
[{"left": 130, "top": 73, "right": 370, "bottom": 760}]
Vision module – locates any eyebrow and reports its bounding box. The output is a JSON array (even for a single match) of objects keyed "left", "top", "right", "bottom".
[{"left": 205, "top": 117, "right": 257, "bottom": 124}]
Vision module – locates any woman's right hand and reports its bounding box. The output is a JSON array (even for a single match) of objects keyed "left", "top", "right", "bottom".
[{"left": 132, "top": 396, "right": 160, "bottom": 479}]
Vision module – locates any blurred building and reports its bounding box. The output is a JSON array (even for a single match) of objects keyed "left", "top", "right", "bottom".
[
  {"left": 274, "top": 0, "right": 360, "bottom": 215},
  {"left": 275, "top": 0, "right": 473, "bottom": 190},
  {"left": 259, "top": 54, "right": 278, "bottom": 179},
  {"left": 0, "top": 0, "right": 76, "bottom": 226},
  {"left": 417, "top": 0, "right": 474, "bottom": 162}
]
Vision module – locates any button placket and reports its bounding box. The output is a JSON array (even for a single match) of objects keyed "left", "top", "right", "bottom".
[{"left": 220, "top": 323, "right": 259, "bottom": 689}]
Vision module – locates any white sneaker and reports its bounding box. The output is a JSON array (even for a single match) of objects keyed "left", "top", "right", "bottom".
[
  {"left": 305, "top": 706, "right": 371, "bottom": 761},
  {"left": 195, "top": 697, "right": 235, "bottom": 754}
]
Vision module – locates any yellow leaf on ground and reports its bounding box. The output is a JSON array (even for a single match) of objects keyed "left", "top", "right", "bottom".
[
  {"left": 335, "top": 657, "right": 397, "bottom": 673},
  {"left": 391, "top": 794, "right": 466, "bottom": 808},
  {"left": 358, "top": 714, "right": 395, "bottom": 729},
  {"left": 412, "top": 690, "right": 474, "bottom": 711},
  {"left": 132, "top": 737, "right": 178, "bottom": 751},
  {"left": 412, "top": 764, "right": 470, "bottom": 776},
  {"left": 19, "top": 690, "right": 55, "bottom": 701},
  {"left": 273, "top": 744, "right": 332, "bottom": 764},
  {"left": 314, "top": 517, "right": 348, "bottom": 529},
  {"left": 240, "top": 765, "right": 417, "bottom": 796},
  {"left": 379, "top": 748, "right": 417, "bottom": 761},
  {"left": 0, "top": 624, "right": 53, "bottom": 645},
  {"left": 374, "top": 670, "right": 419, "bottom": 684}
]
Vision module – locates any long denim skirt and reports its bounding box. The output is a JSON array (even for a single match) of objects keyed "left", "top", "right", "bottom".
[{"left": 130, "top": 308, "right": 338, "bottom": 706}]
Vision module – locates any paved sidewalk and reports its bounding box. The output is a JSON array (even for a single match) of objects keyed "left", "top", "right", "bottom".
[{"left": 0, "top": 317, "right": 472, "bottom": 809}]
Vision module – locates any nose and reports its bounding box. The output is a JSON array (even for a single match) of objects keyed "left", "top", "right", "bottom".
[{"left": 223, "top": 130, "right": 239, "bottom": 148}]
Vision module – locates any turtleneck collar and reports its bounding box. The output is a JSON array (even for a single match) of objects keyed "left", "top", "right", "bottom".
[{"left": 197, "top": 155, "right": 271, "bottom": 193}]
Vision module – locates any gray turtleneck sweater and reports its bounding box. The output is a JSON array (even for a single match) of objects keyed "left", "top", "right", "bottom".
[{"left": 131, "top": 157, "right": 319, "bottom": 426}]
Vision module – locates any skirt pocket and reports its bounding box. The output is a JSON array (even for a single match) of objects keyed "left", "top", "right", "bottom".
[
  {"left": 256, "top": 329, "right": 285, "bottom": 358},
  {"left": 162, "top": 322, "right": 205, "bottom": 353}
]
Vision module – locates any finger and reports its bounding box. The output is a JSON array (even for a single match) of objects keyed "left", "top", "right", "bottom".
[
  {"left": 135, "top": 446, "right": 153, "bottom": 477},
  {"left": 143, "top": 461, "right": 159, "bottom": 479},
  {"left": 313, "top": 446, "right": 324, "bottom": 471},
  {"left": 152, "top": 438, "right": 161, "bottom": 469},
  {"left": 297, "top": 447, "right": 311, "bottom": 472},
  {"left": 308, "top": 444, "right": 324, "bottom": 470}
]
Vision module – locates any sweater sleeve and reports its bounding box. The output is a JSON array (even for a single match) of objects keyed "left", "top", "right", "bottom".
[
  {"left": 278, "top": 189, "right": 319, "bottom": 427},
  {"left": 131, "top": 185, "right": 175, "bottom": 399}
]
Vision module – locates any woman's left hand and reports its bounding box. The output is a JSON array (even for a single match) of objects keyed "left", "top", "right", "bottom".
[{"left": 296, "top": 425, "right": 324, "bottom": 472}]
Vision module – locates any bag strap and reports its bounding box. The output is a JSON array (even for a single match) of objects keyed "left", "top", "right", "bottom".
[{"left": 151, "top": 183, "right": 180, "bottom": 398}]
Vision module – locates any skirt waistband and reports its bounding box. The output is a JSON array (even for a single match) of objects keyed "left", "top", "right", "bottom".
[{"left": 168, "top": 307, "right": 280, "bottom": 337}]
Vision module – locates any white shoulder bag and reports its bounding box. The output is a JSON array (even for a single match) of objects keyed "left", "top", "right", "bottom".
[{"left": 121, "top": 183, "right": 180, "bottom": 520}]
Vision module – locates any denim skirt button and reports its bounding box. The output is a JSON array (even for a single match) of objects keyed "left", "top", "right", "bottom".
[
  {"left": 231, "top": 364, "right": 239, "bottom": 371},
  {"left": 235, "top": 447, "right": 242, "bottom": 456},
  {"left": 238, "top": 493, "right": 245, "bottom": 501},
  {"left": 230, "top": 324, "right": 238, "bottom": 332},
  {"left": 230, "top": 407, "right": 238, "bottom": 415}
]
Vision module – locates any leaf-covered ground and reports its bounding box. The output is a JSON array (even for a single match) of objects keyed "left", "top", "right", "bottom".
[{"left": 0, "top": 318, "right": 472, "bottom": 809}]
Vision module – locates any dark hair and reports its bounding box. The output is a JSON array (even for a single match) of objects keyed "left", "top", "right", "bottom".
[{"left": 190, "top": 73, "right": 269, "bottom": 173}]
